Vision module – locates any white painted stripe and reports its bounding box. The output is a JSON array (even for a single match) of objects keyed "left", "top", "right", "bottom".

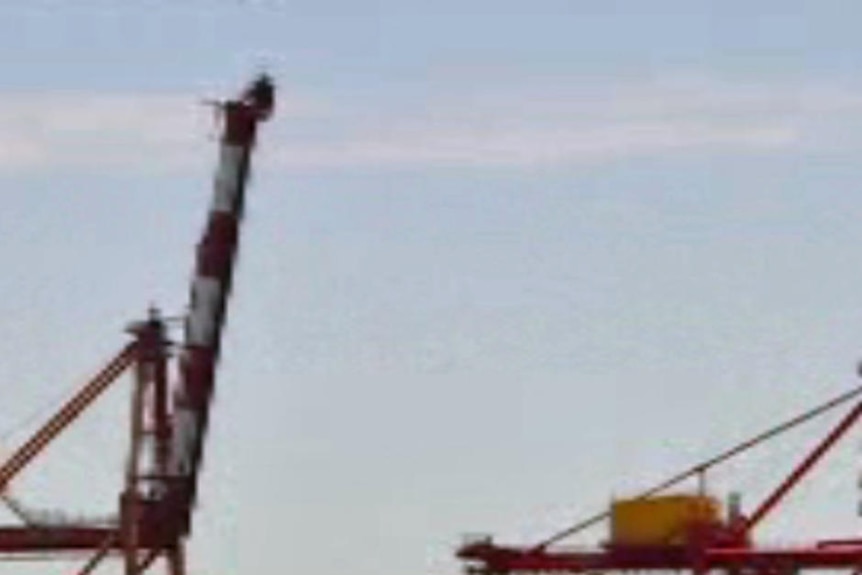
[
  {"left": 212, "top": 144, "right": 245, "bottom": 214},
  {"left": 187, "top": 276, "right": 222, "bottom": 346}
]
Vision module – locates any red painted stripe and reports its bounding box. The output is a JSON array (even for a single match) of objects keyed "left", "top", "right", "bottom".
[
  {"left": 180, "top": 347, "right": 217, "bottom": 409},
  {"left": 195, "top": 213, "right": 239, "bottom": 278},
  {"left": 222, "top": 102, "right": 258, "bottom": 146}
]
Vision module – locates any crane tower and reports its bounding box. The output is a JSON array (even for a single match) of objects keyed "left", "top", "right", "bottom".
[{"left": 0, "top": 75, "right": 275, "bottom": 575}]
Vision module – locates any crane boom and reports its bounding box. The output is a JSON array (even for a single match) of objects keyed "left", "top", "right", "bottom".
[{"left": 169, "top": 75, "right": 275, "bottom": 533}]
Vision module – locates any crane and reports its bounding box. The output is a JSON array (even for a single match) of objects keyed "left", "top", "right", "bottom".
[
  {"left": 456, "top": 381, "right": 862, "bottom": 575},
  {"left": 0, "top": 75, "right": 275, "bottom": 575}
]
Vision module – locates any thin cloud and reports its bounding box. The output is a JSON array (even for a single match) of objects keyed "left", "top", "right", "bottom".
[
  {"left": 271, "top": 121, "right": 795, "bottom": 171},
  {"left": 269, "top": 78, "right": 862, "bottom": 171},
  {"left": 0, "top": 78, "right": 859, "bottom": 174},
  {"left": 0, "top": 91, "right": 320, "bottom": 174}
]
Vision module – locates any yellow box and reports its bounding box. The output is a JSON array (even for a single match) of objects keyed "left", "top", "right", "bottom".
[{"left": 610, "top": 494, "right": 721, "bottom": 546}]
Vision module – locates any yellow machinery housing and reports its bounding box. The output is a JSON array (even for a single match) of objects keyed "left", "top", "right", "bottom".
[{"left": 609, "top": 494, "right": 722, "bottom": 546}]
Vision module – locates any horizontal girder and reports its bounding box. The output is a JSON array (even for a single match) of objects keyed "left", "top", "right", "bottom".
[{"left": 459, "top": 542, "right": 862, "bottom": 573}]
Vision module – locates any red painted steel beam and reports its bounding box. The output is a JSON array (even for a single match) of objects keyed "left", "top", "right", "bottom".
[
  {"left": 0, "top": 522, "right": 176, "bottom": 554},
  {"left": 0, "top": 344, "right": 136, "bottom": 491},
  {"left": 0, "top": 527, "right": 118, "bottom": 552},
  {"left": 460, "top": 543, "right": 862, "bottom": 573},
  {"left": 745, "top": 398, "right": 862, "bottom": 532}
]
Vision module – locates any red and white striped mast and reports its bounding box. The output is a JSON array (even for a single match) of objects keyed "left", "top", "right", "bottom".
[{"left": 169, "top": 74, "right": 275, "bottom": 535}]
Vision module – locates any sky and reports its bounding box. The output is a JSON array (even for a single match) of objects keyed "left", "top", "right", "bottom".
[{"left": 3, "top": 2, "right": 862, "bottom": 574}]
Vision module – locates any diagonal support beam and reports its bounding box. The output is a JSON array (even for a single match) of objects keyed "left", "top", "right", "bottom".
[
  {"left": 0, "top": 343, "right": 137, "bottom": 492},
  {"left": 745, "top": 398, "right": 862, "bottom": 532},
  {"left": 73, "top": 532, "right": 118, "bottom": 575}
]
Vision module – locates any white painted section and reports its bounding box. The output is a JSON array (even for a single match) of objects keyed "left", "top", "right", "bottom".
[
  {"left": 171, "top": 407, "right": 198, "bottom": 476},
  {"left": 187, "top": 276, "right": 222, "bottom": 347},
  {"left": 212, "top": 144, "right": 244, "bottom": 213}
]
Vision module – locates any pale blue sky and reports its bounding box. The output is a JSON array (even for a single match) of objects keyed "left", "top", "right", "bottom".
[{"left": 2, "top": 3, "right": 862, "bottom": 575}]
